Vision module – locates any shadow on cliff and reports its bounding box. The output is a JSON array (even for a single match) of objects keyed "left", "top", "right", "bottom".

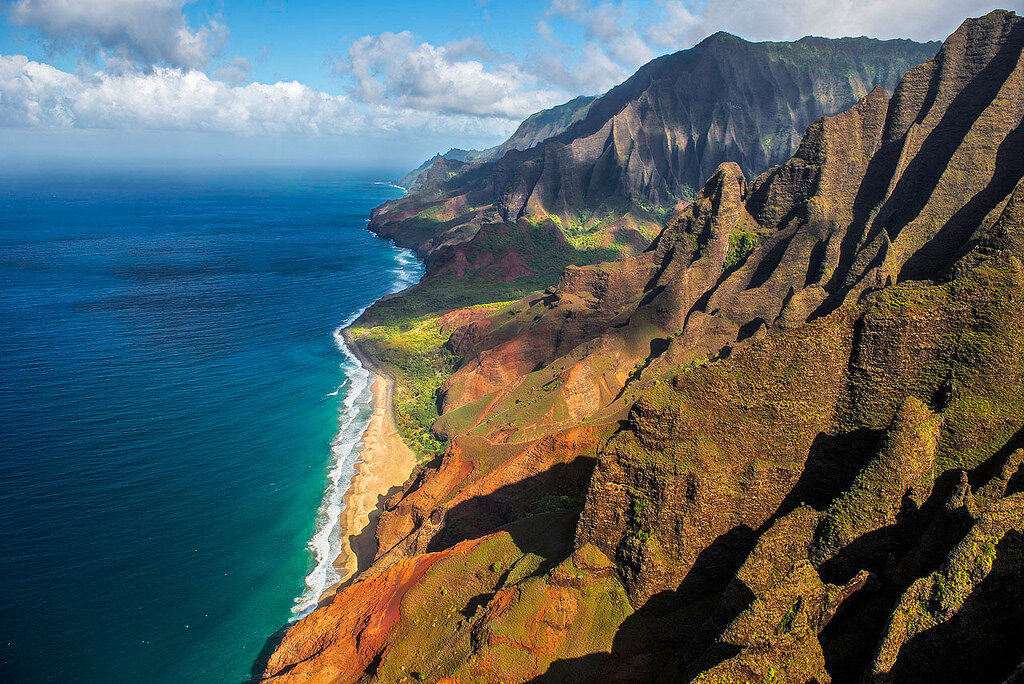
[
  {"left": 525, "top": 524, "right": 760, "bottom": 683},
  {"left": 526, "top": 428, "right": 914, "bottom": 683},
  {"left": 880, "top": 530, "right": 1024, "bottom": 684},
  {"left": 424, "top": 456, "right": 596, "bottom": 555},
  {"left": 250, "top": 625, "right": 288, "bottom": 682},
  {"left": 248, "top": 456, "right": 595, "bottom": 681},
  {"left": 347, "top": 481, "right": 410, "bottom": 574}
]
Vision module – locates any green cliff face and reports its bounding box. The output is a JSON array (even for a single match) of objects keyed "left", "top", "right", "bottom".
[{"left": 262, "top": 11, "right": 1024, "bottom": 684}]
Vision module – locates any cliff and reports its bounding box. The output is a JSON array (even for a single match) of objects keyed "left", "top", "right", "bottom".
[
  {"left": 397, "top": 96, "right": 595, "bottom": 193},
  {"left": 261, "top": 11, "right": 1024, "bottom": 683}
]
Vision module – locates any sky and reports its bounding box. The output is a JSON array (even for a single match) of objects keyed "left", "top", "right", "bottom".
[{"left": 0, "top": 0, "right": 1020, "bottom": 171}]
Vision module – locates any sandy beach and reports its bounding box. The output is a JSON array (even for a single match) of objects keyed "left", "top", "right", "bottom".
[{"left": 326, "top": 337, "right": 417, "bottom": 593}]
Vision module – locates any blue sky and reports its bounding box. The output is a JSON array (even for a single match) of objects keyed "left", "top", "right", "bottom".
[
  {"left": 1, "top": 1, "right": 549, "bottom": 91},
  {"left": 0, "top": 0, "right": 1019, "bottom": 171}
]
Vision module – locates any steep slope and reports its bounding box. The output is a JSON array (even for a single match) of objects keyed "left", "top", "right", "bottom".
[
  {"left": 396, "top": 96, "right": 595, "bottom": 193},
  {"left": 493, "top": 34, "right": 936, "bottom": 220},
  {"left": 434, "top": 8, "right": 1024, "bottom": 445},
  {"left": 486, "top": 95, "right": 596, "bottom": 160},
  {"left": 372, "top": 34, "right": 938, "bottom": 267},
  {"left": 260, "top": 10, "right": 1024, "bottom": 684}
]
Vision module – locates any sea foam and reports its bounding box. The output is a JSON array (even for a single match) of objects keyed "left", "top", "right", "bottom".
[
  {"left": 291, "top": 326, "right": 373, "bottom": 618},
  {"left": 292, "top": 241, "right": 423, "bottom": 618}
]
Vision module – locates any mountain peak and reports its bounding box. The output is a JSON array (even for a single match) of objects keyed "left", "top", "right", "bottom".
[{"left": 695, "top": 30, "right": 744, "bottom": 46}]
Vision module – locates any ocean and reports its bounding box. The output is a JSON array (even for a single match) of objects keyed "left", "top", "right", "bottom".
[{"left": 0, "top": 168, "right": 418, "bottom": 682}]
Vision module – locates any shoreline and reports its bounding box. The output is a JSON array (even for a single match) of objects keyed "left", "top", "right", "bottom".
[{"left": 320, "top": 329, "right": 417, "bottom": 598}]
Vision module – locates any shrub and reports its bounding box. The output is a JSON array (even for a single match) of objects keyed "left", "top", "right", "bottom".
[{"left": 724, "top": 231, "right": 758, "bottom": 272}]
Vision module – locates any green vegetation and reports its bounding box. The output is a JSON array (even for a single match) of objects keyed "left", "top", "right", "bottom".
[
  {"left": 349, "top": 314, "right": 457, "bottom": 457},
  {"left": 529, "top": 208, "right": 662, "bottom": 253},
  {"left": 635, "top": 200, "right": 669, "bottom": 225},
  {"left": 724, "top": 211, "right": 774, "bottom": 273},
  {"left": 363, "top": 223, "right": 619, "bottom": 326},
  {"left": 364, "top": 275, "right": 533, "bottom": 326},
  {"left": 626, "top": 493, "right": 652, "bottom": 544},
  {"left": 348, "top": 217, "right": 624, "bottom": 457},
  {"left": 415, "top": 203, "right": 444, "bottom": 221},
  {"left": 725, "top": 230, "right": 758, "bottom": 272},
  {"left": 774, "top": 597, "right": 802, "bottom": 635}
]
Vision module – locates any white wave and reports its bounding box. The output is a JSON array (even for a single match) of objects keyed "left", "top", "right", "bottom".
[
  {"left": 322, "top": 377, "right": 350, "bottom": 399},
  {"left": 374, "top": 181, "right": 407, "bottom": 192},
  {"left": 292, "top": 328, "right": 374, "bottom": 619},
  {"left": 291, "top": 239, "right": 424, "bottom": 619},
  {"left": 388, "top": 246, "right": 424, "bottom": 295}
]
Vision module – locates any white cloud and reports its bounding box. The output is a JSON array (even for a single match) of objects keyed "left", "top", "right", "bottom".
[
  {"left": 3, "top": 0, "right": 1017, "bottom": 159},
  {"left": 536, "top": 19, "right": 562, "bottom": 47},
  {"left": 442, "top": 37, "right": 504, "bottom": 62},
  {"left": 213, "top": 56, "right": 251, "bottom": 86},
  {"left": 0, "top": 54, "right": 78, "bottom": 126},
  {"left": 539, "top": 1, "right": 654, "bottom": 94},
  {"left": 338, "top": 31, "right": 565, "bottom": 119},
  {"left": 539, "top": 0, "right": 1020, "bottom": 97},
  {"left": 645, "top": 0, "right": 1019, "bottom": 52},
  {"left": 703, "top": 0, "right": 1017, "bottom": 44},
  {"left": 8, "top": 0, "right": 226, "bottom": 69},
  {"left": 645, "top": 0, "right": 702, "bottom": 50},
  {"left": 533, "top": 42, "right": 630, "bottom": 94},
  {"left": 0, "top": 54, "right": 522, "bottom": 139}
]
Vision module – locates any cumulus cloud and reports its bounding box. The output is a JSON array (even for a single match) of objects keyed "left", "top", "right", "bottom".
[
  {"left": 2, "top": 0, "right": 1015, "bottom": 153},
  {"left": 8, "top": 0, "right": 226, "bottom": 69},
  {"left": 442, "top": 37, "right": 504, "bottom": 62},
  {"left": 337, "top": 31, "right": 564, "bottom": 119},
  {"left": 213, "top": 56, "right": 251, "bottom": 86},
  {"left": 533, "top": 42, "right": 630, "bottom": 94},
  {"left": 536, "top": 0, "right": 656, "bottom": 95},
  {"left": 0, "top": 54, "right": 522, "bottom": 139},
  {"left": 549, "top": 1, "right": 654, "bottom": 65},
  {"left": 645, "top": 0, "right": 702, "bottom": 50}
]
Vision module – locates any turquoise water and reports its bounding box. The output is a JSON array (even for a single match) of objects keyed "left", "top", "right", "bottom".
[{"left": 0, "top": 169, "right": 418, "bottom": 682}]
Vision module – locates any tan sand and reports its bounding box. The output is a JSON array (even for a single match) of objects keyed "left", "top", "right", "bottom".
[{"left": 324, "top": 354, "right": 417, "bottom": 595}]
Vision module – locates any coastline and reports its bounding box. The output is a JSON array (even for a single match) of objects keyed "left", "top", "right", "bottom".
[{"left": 321, "top": 329, "right": 417, "bottom": 597}]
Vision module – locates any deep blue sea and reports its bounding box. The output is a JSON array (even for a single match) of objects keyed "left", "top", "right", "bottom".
[{"left": 0, "top": 168, "right": 418, "bottom": 682}]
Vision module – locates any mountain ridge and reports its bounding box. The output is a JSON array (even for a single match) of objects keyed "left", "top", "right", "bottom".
[
  {"left": 371, "top": 34, "right": 938, "bottom": 270},
  {"left": 397, "top": 95, "right": 596, "bottom": 192}
]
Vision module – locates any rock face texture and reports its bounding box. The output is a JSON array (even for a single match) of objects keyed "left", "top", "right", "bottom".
[
  {"left": 371, "top": 34, "right": 937, "bottom": 268},
  {"left": 486, "top": 95, "right": 597, "bottom": 163},
  {"left": 492, "top": 35, "right": 935, "bottom": 221},
  {"left": 261, "top": 11, "right": 1024, "bottom": 684},
  {"left": 398, "top": 97, "right": 596, "bottom": 192}
]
